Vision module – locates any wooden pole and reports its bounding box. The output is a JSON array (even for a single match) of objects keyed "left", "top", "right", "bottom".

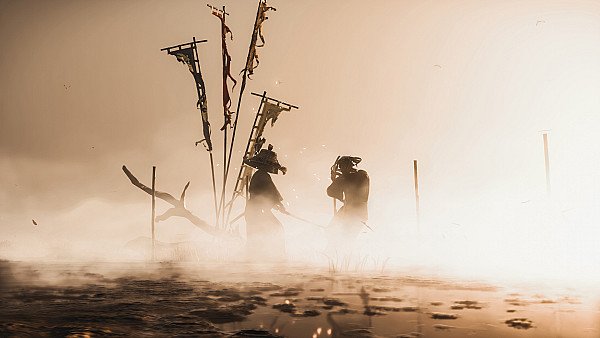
[
  {"left": 543, "top": 133, "right": 551, "bottom": 194},
  {"left": 221, "top": 5, "right": 229, "bottom": 230},
  {"left": 223, "top": 91, "right": 267, "bottom": 225},
  {"left": 222, "top": 5, "right": 228, "bottom": 231},
  {"left": 223, "top": 0, "right": 264, "bottom": 199},
  {"left": 151, "top": 166, "right": 156, "bottom": 262},
  {"left": 413, "top": 160, "right": 420, "bottom": 230},
  {"left": 189, "top": 36, "right": 219, "bottom": 227}
]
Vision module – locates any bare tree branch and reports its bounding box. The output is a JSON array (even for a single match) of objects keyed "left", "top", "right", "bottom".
[{"left": 122, "top": 165, "right": 225, "bottom": 237}]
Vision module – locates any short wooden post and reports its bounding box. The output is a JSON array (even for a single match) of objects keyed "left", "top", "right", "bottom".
[
  {"left": 413, "top": 160, "right": 420, "bottom": 230},
  {"left": 151, "top": 166, "right": 156, "bottom": 261},
  {"left": 543, "top": 133, "right": 551, "bottom": 194}
]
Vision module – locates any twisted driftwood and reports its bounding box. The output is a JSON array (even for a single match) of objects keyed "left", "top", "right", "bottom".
[{"left": 122, "top": 165, "right": 226, "bottom": 237}]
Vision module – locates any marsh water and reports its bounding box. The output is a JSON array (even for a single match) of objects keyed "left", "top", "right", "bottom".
[{"left": 0, "top": 261, "right": 598, "bottom": 337}]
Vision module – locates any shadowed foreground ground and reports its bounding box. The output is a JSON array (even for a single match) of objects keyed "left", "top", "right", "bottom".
[{"left": 0, "top": 260, "right": 598, "bottom": 337}]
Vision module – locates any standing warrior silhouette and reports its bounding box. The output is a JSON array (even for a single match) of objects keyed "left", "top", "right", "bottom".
[
  {"left": 327, "top": 156, "right": 370, "bottom": 249},
  {"left": 244, "top": 144, "right": 288, "bottom": 261}
]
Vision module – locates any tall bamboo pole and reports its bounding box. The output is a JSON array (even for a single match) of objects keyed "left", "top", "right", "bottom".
[
  {"left": 543, "top": 133, "right": 551, "bottom": 194},
  {"left": 151, "top": 166, "right": 156, "bottom": 261}
]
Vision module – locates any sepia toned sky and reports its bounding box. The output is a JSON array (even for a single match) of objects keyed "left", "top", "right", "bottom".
[{"left": 1, "top": 0, "right": 600, "bottom": 280}]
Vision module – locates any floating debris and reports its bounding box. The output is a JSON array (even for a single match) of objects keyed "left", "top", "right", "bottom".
[
  {"left": 430, "top": 312, "right": 458, "bottom": 320},
  {"left": 323, "top": 298, "right": 347, "bottom": 307},
  {"left": 310, "top": 288, "right": 325, "bottom": 292},
  {"left": 246, "top": 295, "right": 267, "bottom": 306},
  {"left": 371, "top": 287, "right": 391, "bottom": 293},
  {"left": 270, "top": 289, "right": 300, "bottom": 297},
  {"left": 504, "top": 298, "right": 528, "bottom": 306},
  {"left": 291, "top": 309, "right": 321, "bottom": 317},
  {"left": 368, "top": 305, "right": 400, "bottom": 312},
  {"left": 399, "top": 306, "right": 420, "bottom": 312},
  {"left": 397, "top": 333, "right": 423, "bottom": 338},
  {"left": 306, "top": 296, "right": 324, "bottom": 301},
  {"left": 272, "top": 302, "right": 296, "bottom": 313},
  {"left": 334, "top": 308, "right": 358, "bottom": 314},
  {"left": 433, "top": 324, "right": 455, "bottom": 330},
  {"left": 430, "top": 301, "right": 444, "bottom": 306},
  {"left": 341, "top": 328, "right": 378, "bottom": 337},
  {"left": 451, "top": 300, "right": 482, "bottom": 310},
  {"left": 364, "top": 307, "right": 387, "bottom": 316},
  {"left": 189, "top": 305, "right": 251, "bottom": 324},
  {"left": 370, "top": 296, "right": 402, "bottom": 302},
  {"left": 248, "top": 283, "right": 282, "bottom": 293},
  {"left": 231, "top": 329, "right": 283, "bottom": 337},
  {"left": 505, "top": 318, "right": 534, "bottom": 330}
]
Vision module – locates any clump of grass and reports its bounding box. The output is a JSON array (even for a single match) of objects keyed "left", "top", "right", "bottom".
[{"left": 322, "top": 251, "right": 390, "bottom": 274}]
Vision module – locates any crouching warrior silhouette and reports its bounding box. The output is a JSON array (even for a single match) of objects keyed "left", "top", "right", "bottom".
[
  {"left": 327, "top": 156, "right": 370, "bottom": 249},
  {"left": 244, "top": 144, "right": 288, "bottom": 261}
]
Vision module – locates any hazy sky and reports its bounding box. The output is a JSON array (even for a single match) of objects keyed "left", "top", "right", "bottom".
[{"left": 1, "top": 0, "right": 600, "bottom": 278}]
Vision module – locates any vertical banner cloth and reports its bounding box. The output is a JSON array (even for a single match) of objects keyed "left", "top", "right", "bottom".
[
  {"left": 212, "top": 11, "right": 238, "bottom": 131},
  {"left": 244, "top": 1, "right": 276, "bottom": 78},
  {"left": 169, "top": 47, "right": 213, "bottom": 151},
  {"left": 240, "top": 100, "right": 291, "bottom": 189},
  {"left": 253, "top": 101, "right": 290, "bottom": 155}
]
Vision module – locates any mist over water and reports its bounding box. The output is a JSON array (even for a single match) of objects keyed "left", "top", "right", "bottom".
[{"left": 1, "top": 0, "right": 600, "bottom": 336}]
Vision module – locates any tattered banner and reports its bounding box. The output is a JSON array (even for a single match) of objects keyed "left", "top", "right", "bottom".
[
  {"left": 212, "top": 11, "right": 238, "bottom": 131},
  {"left": 168, "top": 47, "right": 213, "bottom": 151},
  {"left": 244, "top": 1, "right": 276, "bottom": 78}
]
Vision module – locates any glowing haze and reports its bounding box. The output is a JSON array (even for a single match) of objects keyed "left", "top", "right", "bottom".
[{"left": 1, "top": 0, "right": 599, "bottom": 283}]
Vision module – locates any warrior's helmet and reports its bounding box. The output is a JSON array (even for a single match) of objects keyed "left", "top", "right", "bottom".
[
  {"left": 244, "top": 144, "right": 287, "bottom": 175},
  {"left": 337, "top": 156, "right": 362, "bottom": 168}
]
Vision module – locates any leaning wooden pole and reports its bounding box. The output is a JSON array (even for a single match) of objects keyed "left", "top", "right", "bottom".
[
  {"left": 151, "top": 166, "right": 156, "bottom": 261},
  {"left": 543, "top": 133, "right": 551, "bottom": 194},
  {"left": 223, "top": 0, "right": 263, "bottom": 198},
  {"left": 221, "top": 5, "right": 228, "bottom": 229},
  {"left": 413, "top": 160, "right": 420, "bottom": 231}
]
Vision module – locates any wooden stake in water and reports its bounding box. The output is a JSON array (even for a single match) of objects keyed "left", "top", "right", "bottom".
[
  {"left": 543, "top": 133, "right": 551, "bottom": 194},
  {"left": 151, "top": 166, "right": 156, "bottom": 261},
  {"left": 413, "top": 160, "right": 420, "bottom": 229}
]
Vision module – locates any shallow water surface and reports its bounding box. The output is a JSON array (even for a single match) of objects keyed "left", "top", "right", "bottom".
[{"left": 0, "top": 261, "right": 598, "bottom": 337}]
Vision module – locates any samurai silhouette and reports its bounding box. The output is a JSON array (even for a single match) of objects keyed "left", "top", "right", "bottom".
[
  {"left": 327, "top": 156, "right": 370, "bottom": 250},
  {"left": 244, "top": 144, "right": 288, "bottom": 261}
]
